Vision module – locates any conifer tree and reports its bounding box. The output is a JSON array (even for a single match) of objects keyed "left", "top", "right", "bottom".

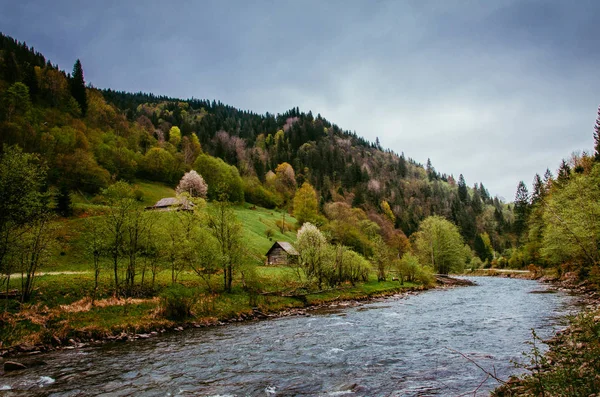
[
  {"left": 426, "top": 158, "right": 435, "bottom": 181},
  {"left": 457, "top": 174, "right": 468, "bottom": 203},
  {"left": 70, "top": 59, "right": 87, "bottom": 116},
  {"left": 543, "top": 168, "right": 553, "bottom": 185},
  {"left": 557, "top": 159, "right": 571, "bottom": 183},
  {"left": 594, "top": 105, "right": 600, "bottom": 161},
  {"left": 531, "top": 173, "right": 544, "bottom": 204},
  {"left": 513, "top": 181, "right": 530, "bottom": 237}
]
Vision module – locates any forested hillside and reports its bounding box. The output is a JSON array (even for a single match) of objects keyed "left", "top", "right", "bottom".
[
  {"left": 507, "top": 110, "right": 600, "bottom": 280},
  {"left": 0, "top": 32, "right": 514, "bottom": 259}
]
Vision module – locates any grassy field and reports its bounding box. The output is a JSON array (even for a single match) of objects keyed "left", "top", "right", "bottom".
[
  {"left": 51, "top": 181, "right": 296, "bottom": 271},
  {"left": 0, "top": 180, "right": 425, "bottom": 351}
]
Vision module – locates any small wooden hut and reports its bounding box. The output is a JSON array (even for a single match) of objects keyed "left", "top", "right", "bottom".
[
  {"left": 265, "top": 242, "right": 299, "bottom": 265},
  {"left": 145, "top": 197, "right": 194, "bottom": 212}
]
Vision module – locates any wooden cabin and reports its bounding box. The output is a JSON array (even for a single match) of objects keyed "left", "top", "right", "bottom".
[
  {"left": 265, "top": 242, "right": 299, "bottom": 265},
  {"left": 146, "top": 197, "right": 194, "bottom": 212}
]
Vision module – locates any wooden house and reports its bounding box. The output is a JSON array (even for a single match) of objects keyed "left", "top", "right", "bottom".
[
  {"left": 146, "top": 197, "right": 194, "bottom": 211},
  {"left": 265, "top": 242, "right": 299, "bottom": 265}
]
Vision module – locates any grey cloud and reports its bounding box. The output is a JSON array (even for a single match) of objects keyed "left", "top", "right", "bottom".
[{"left": 1, "top": 0, "right": 598, "bottom": 199}]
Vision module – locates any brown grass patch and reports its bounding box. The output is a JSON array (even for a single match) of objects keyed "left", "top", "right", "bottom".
[
  {"left": 60, "top": 296, "right": 159, "bottom": 313},
  {"left": 17, "top": 303, "right": 50, "bottom": 325}
]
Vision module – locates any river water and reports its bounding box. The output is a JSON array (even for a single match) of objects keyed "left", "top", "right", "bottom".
[{"left": 1, "top": 277, "right": 576, "bottom": 396}]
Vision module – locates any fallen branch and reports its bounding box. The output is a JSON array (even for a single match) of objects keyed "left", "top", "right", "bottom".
[{"left": 446, "top": 347, "right": 507, "bottom": 385}]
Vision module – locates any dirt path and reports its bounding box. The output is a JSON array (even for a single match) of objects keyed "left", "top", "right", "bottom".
[{"left": 7, "top": 271, "right": 90, "bottom": 278}]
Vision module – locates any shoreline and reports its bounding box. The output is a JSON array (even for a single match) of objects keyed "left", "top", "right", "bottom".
[
  {"left": 493, "top": 273, "right": 600, "bottom": 395},
  {"left": 0, "top": 276, "right": 473, "bottom": 367}
]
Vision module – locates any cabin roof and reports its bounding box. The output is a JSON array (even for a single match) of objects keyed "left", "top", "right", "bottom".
[
  {"left": 266, "top": 241, "right": 299, "bottom": 256},
  {"left": 147, "top": 197, "right": 195, "bottom": 210}
]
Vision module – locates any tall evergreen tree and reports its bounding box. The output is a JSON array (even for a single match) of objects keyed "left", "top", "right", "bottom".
[
  {"left": 426, "top": 158, "right": 435, "bottom": 181},
  {"left": 70, "top": 59, "right": 87, "bottom": 116},
  {"left": 531, "top": 173, "right": 544, "bottom": 204},
  {"left": 557, "top": 159, "right": 571, "bottom": 183},
  {"left": 594, "top": 105, "right": 600, "bottom": 161},
  {"left": 478, "top": 183, "right": 490, "bottom": 203},
  {"left": 457, "top": 174, "right": 468, "bottom": 203},
  {"left": 3, "top": 51, "right": 20, "bottom": 83},
  {"left": 513, "top": 181, "right": 530, "bottom": 237},
  {"left": 471, "top": 183, "right": 483, "bottom": 215},
  {"left": 543, "top": 168, "right": 553, "bottom": 185}
]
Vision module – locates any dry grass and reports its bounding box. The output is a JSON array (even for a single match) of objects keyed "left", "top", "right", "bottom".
[{"left": 60, "top": 296, "right": 159, "bottom": 313}]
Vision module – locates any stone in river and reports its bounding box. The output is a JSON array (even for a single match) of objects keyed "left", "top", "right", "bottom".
[{"left": 4, "top": 361, "right": 27, "bottom": 371}]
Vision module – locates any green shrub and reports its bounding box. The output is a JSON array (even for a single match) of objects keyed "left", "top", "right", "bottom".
[
  {"left": 415, "top": 265, "right": 436, "bottom": 287},
  {"left": 265, "top": 228, "right": 274, "bottom": 239},
  {"left": 159, "top": 284, "right": 197, "bottom": 320}
]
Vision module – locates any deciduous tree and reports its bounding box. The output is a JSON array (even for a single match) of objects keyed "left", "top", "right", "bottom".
[
  {"left": 293, "top": 182, "right": 318, "bottom": 225},
  {"left": 176, "top": 170, "right": 208, "bottom": 198},
  {"left": 413, "top": 215, "right": 465, "bottom": 274},
  {"left": 0, "top": 146, "right": 47, "bottom": 287},
  {"left": 541, "top": 164, "right": 600, "bottom": 272},
  {"left": 296, "top": 222, "right": 328, "bottom": 288},
  {"left": 207, "top": 199, "right": 242, "bottom": 292}
]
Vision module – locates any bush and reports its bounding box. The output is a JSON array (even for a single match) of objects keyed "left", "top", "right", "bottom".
[
  {"left": 265, "top": 228, "right": 274, "bottom": 239},
  {"left": 194, "top": 153, "right": 244, "bottom": 202},
  {"left": 415, "top": 265, "right": 436, "bottom": 287},
  {"left": 243, "top": 177, "right": 281, "bottom": 208},
  {"left": 275, "top": 219, "right": 294, "bottom": 233},
  {"left": 469, "top": 256, "right": 483, "bottom": 271},
  {"left": 159, "top": 284, "right": 197, "bottom": 320}
]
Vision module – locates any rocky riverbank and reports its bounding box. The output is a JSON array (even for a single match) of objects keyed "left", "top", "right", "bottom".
[
  {"left": 493, "top": 273, "right": 600, "bottom": 396},
  {"left": 0, "top": 277, "right": 474, "bottom": 370}
]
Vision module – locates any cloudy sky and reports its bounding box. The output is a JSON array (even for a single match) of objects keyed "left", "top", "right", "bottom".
[{"left": 2, "top": 0, "right": 598, "bottom": 200}]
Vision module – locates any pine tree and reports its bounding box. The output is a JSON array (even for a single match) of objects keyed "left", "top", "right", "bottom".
[
  {"left": 56, "top": 184, "right": 73, "bottom": 217},
  {"left": 543, "top": 168, "right": 553, "bottom": 185},
  {"left": 531, "top": 173, "right": 544, "bottom": 204},
  {"left": 471, "top": 184, "right": 483, "bottom": 215},
  {"left": 557, "top": 159, "right": 571, "bottom": 183},
  {"left": 426, "top": 158, "right": 433, "bottom": 181},
  {"left": 70, "top": 59, "right": 87, "bottom": 116},
  {"left": 3, "top": 52, "right": 20, "bottom": 83},
  {"left": 513, "top": 181, "right": 530, "bottom": 237},
  {"left": 478, "top": 183, "right": 490, "bottom": 203},
  {"left": 594, "top": 105, "right": 600, "bottom": 161},
  {"left": 457, "top": 174, "right": 468, "bottom": 203}
]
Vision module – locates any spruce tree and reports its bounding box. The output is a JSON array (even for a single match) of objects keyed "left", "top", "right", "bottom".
[
  {"left": 471, "top": 184, "right": 483, "bottom": 215},
  {"left": 543, "top": 168, "right": 553, "bottom": 185},
  {"left": 56, "top": 184, "right": 73, "bottom": 217},
  {"left": 513, "top": 181, "right": 530, "bottom": 237},
  {"left": 594, "top": 105, "right": 600, "bottom": 161},
  {"left": 557, "top": 159, "right": 571, "bottom": 183},
  {"left": 457, "top": 174, "right": 468, "bottom": 203},
  {"left": 70, "top": 59, "right": 87, "bottom": 116},
  {"left": 531, "top": 173, "right": 543, "bottom": 204}
]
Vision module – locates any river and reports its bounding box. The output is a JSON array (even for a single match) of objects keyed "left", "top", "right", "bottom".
[{"left": 1, "top": 277, "right": 576, "bottom": 396}]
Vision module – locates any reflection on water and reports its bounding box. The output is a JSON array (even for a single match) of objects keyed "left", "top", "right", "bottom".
[{"left": 2, "top": 277, "right": 575, "bottom": 396}]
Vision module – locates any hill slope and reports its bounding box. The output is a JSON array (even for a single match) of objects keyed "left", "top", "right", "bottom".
[{"left": 0, "top": 32, "right": 514, "bottom": 253}]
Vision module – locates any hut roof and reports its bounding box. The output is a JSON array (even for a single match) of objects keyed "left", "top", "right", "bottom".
[
  {"left": 266, "top": 241, "right": 298, "bottom": 256},
  {"left": 147, "top": 197, "right": 194, "bottom": 211}
]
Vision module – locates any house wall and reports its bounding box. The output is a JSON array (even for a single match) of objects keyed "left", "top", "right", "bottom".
[{"left": 267, "top": 247, "right": 289, "bottom": 265}]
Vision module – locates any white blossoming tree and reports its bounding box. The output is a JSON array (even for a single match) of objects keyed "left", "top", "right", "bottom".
[
  {"left": 176, "top": 170, "right": 208, "bottom": 198},
  {"left": 296, "top": 222, "right": 327, "bottom": 288}
]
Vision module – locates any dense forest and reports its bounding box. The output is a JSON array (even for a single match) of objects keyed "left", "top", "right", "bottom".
[
  {"left": 1, "top": 31, "right": 598, "bottom": 290},
  {"left": 0, "top": 33, "right": 513, "bottom": 253}
]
